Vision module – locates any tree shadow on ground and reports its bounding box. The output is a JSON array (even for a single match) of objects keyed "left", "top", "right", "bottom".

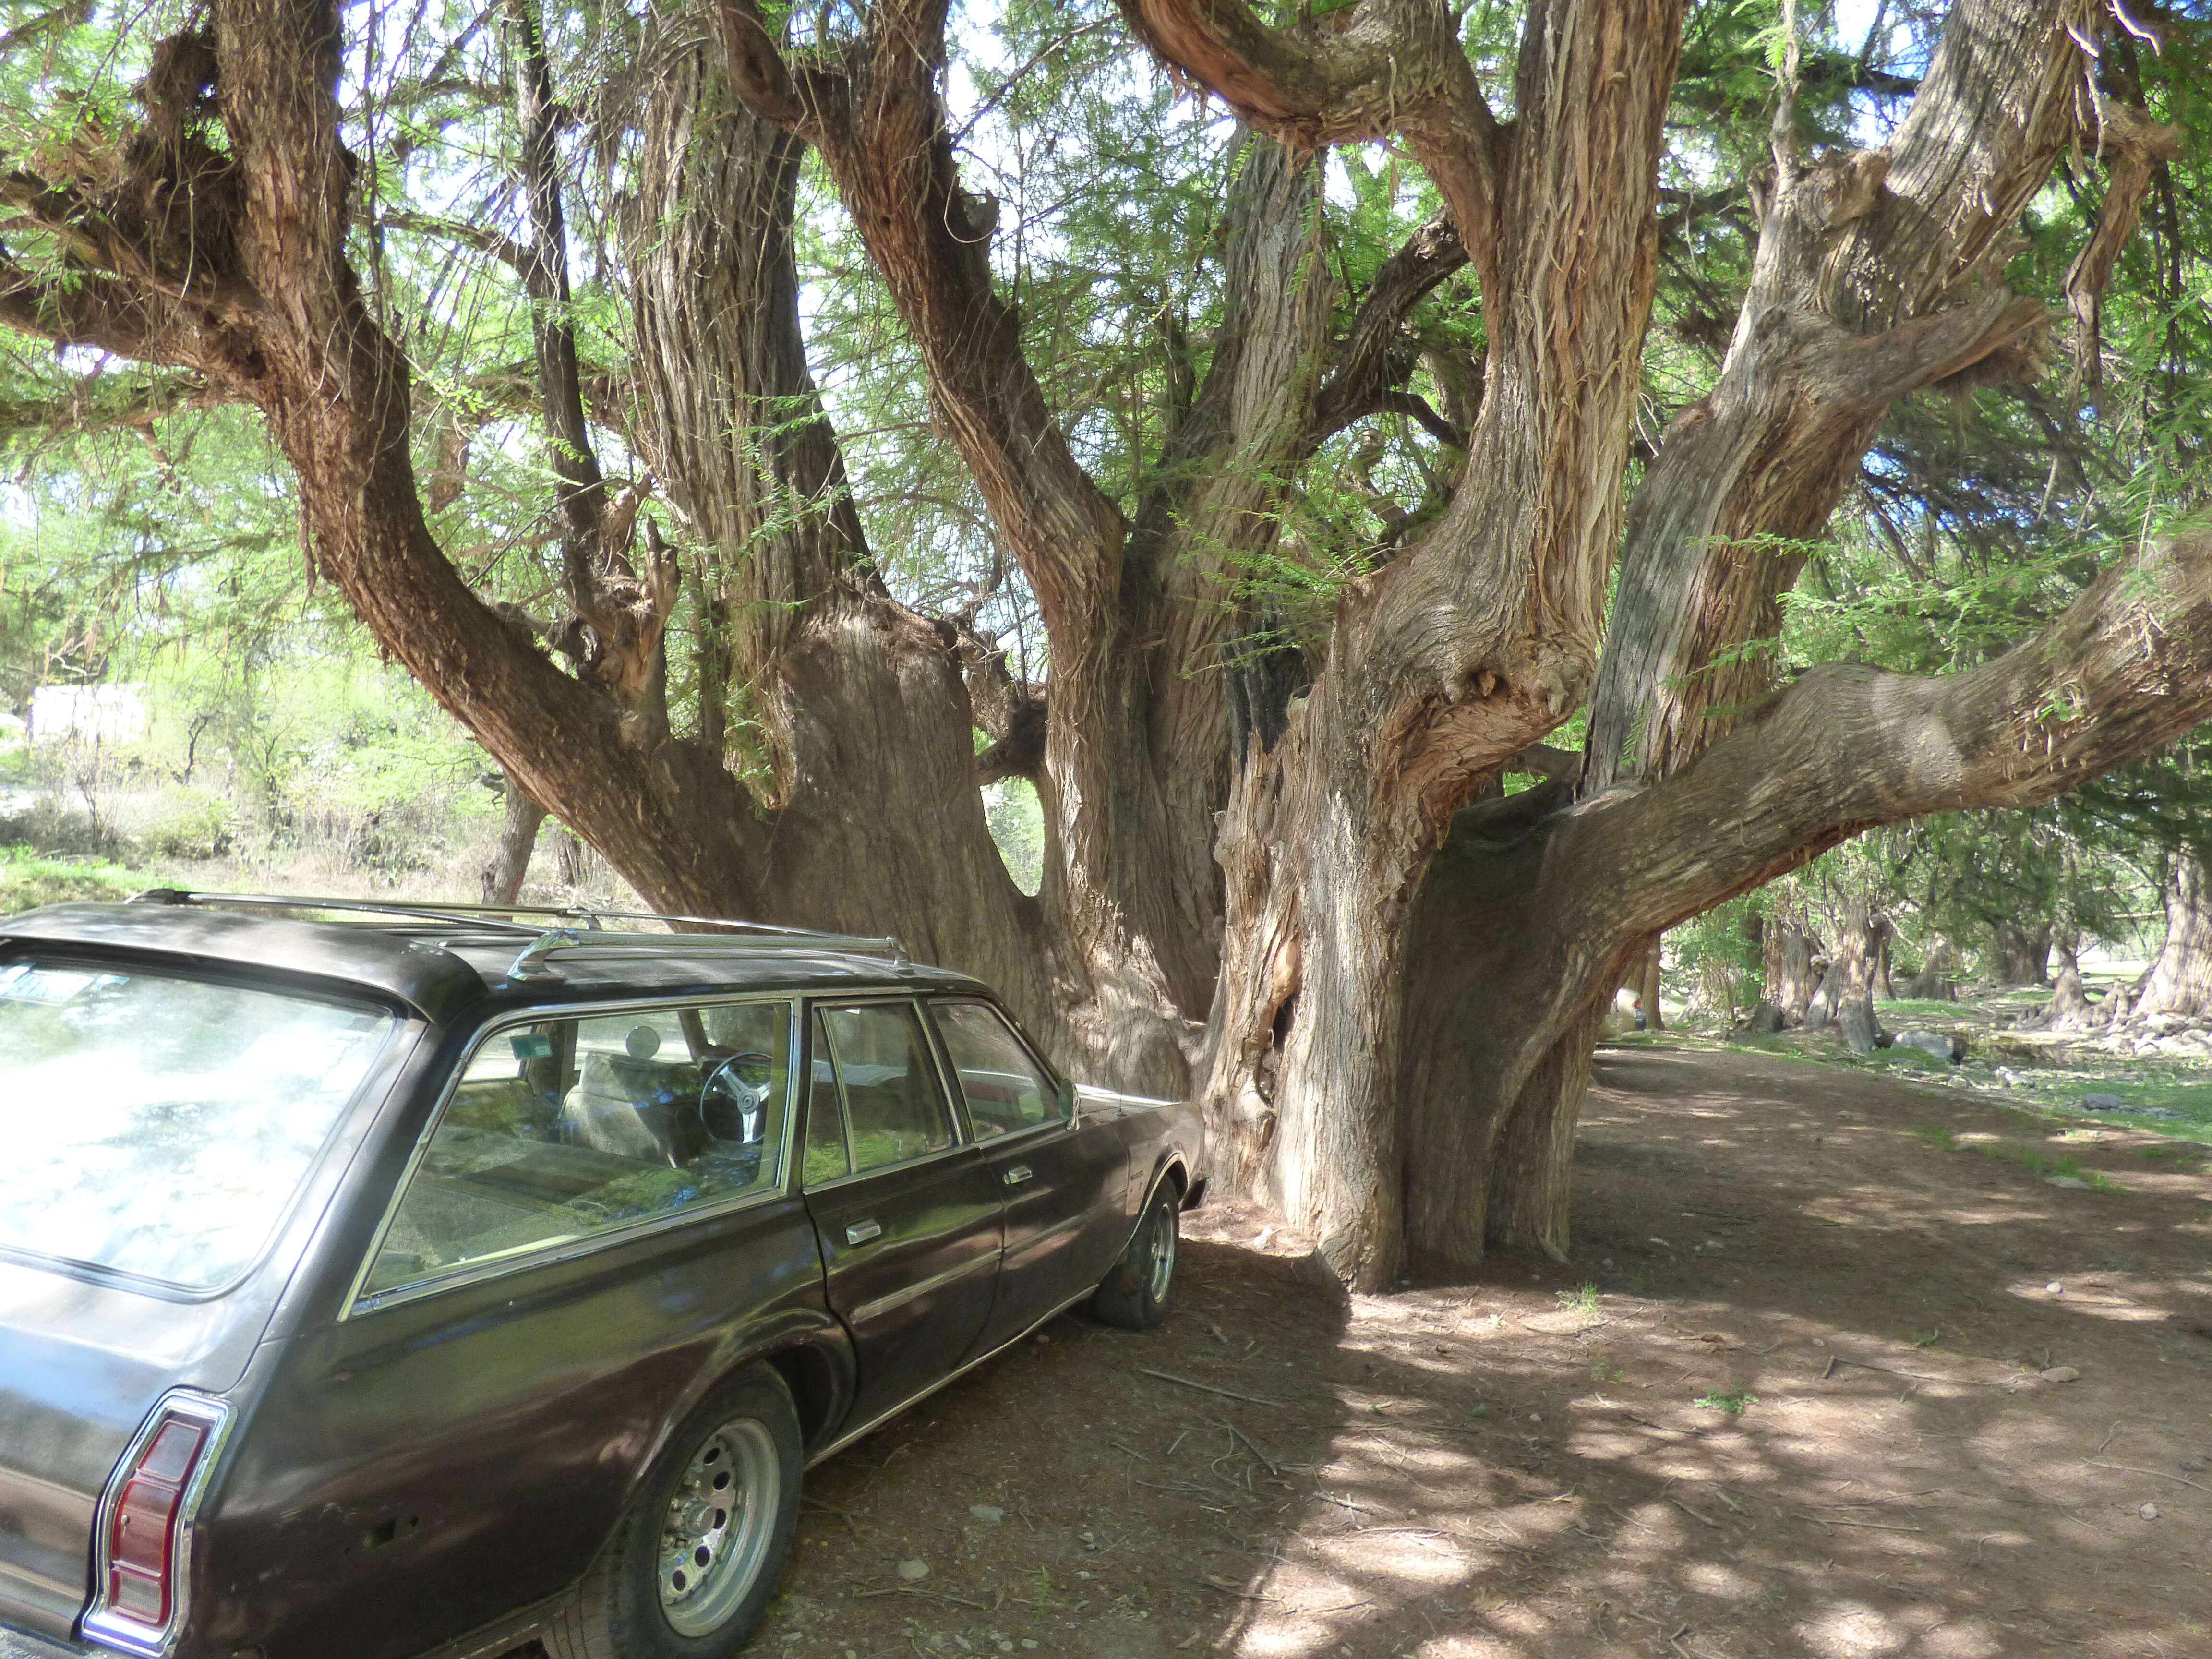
[{"left": 734, "top": 1044, "right": 2212, "bottom": 1659}]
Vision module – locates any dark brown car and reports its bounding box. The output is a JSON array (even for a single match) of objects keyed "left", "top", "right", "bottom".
[{"left": 0, "top": 894, "right": 1206, "bottom": 1659}]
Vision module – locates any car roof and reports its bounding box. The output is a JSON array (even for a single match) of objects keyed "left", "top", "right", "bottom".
[{"left": 0, "top": 896, "right": 986, "bottom": 1022}]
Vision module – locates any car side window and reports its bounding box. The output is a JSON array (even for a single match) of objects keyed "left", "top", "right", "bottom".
[
  {"left": 361, "top": 999, "right": 795, "bottom": 1298},
  {"left": 801, "top": 1010, "right": 852, "bottom": 1187},
  {"left": 820, "top": 1002, "right": 954, "bottom": 1172},
  {"left": 933, "top": 1001, "right": 1060, "bottom": 1139}
]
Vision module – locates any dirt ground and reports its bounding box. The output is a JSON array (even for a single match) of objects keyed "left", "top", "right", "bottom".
[{"left": 555, "top": 1042, "right": 2212, "bottom": 1659}]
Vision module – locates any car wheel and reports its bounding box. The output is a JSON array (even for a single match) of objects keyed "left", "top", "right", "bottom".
[
  {"left": 1088, "top": 1184, "right": 1178, "bottom": 1330},
  {"left": 547, "top": 1368, "right": 804, "bottom": 1659}
]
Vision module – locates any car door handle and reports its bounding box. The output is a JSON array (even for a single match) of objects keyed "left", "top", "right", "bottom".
[
  {"left": 844, "top": 1219, "right": 882, "bottom": 1245},
  {"left": 1002, "top": 1165, "right": 1034, "bottom": 1186}
]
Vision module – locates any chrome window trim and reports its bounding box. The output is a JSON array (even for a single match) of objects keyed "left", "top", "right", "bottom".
[
  {"left": 80, "top": 1389, "right": 234, "bottom": 1659},
  {"left": 797, "top": 997, "right": 969, "bottom": 1194},
  {"left": 341, "top": 993, "right": 804, "bottom": 1319},
  {"left": 924, "top": 995, "right": 1072, "bottom": 1138}
]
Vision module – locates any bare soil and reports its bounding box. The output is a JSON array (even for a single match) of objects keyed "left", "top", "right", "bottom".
[{"left": 564, "top": 1043, "right": 2212, "bottom": 1659}]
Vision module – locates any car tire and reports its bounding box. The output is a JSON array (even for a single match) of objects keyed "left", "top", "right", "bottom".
[
  {"left": 1088, "top": 1183, "right": 1179, "bottom": 1330},
  {"left": 547, "top": 1368, "right": 804, "bottom": 1659}
]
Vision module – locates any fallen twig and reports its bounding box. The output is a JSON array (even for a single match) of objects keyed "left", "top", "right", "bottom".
[
  {"left": 857, "top": 1587, "right": 987, "bottom": 1609},
  {"left": 2087, "top": 1460, "right": 2212, "bottom": 1496},
  {"left": 1792, "top": 1514, "right": 1923, "bottom": 1533},
  {"left": 1216, "top": 1417, "right": 1284, "bottom": 1476},
  {"left": 1137, "top": 1368, "right": 1287, "bottom": 1407}
]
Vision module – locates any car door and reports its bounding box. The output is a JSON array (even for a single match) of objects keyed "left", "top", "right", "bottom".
[
  {"left": 927, "top": 998, "right": 1131, "bottom": 1351},
  {"left": 801, "top": 1001, "right": 1004, "bottom": 1430}
]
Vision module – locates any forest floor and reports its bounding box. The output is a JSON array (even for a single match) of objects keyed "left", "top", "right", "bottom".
[{"left": 560, "top": 1041, "right": 2212, "bottom": 1659}]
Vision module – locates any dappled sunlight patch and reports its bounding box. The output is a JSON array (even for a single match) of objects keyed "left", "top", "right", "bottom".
[
  {"left": 1677, "top": 1559, "right": 1761, "bottom": 1601},
  {"left": 1794, "top": 1601, "right": 1910, "bottom": 1657}
]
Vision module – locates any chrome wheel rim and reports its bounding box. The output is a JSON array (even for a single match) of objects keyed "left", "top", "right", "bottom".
[
  {"left": 1146, "top": 1205, "right": 1177, "bottom": 1301},
  {"left": 658, "top": 1417, "right": 780, "bottom": 1636}
]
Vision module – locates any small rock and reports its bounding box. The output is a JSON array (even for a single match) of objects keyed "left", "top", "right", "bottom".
[
  {"left": 969, "top": 1504, "right": 1004, "bottom": 1524},
  {"left": 2140, "top": 1502, "right": 2161, "bottom": 1520},
  {"left": 2039, "top": 1365, "right": 2080, "bottom": 1382},
  {"left": 1895, "top": 1029, "right": 1963, "bottom": 1063},
  {"left": 1022, "top": 1643, "right": 1040, "bottom": 1651},
  {"left": 2045, "top": 1281, "right": 2065, "bottom": 1295},
  {"left": 2046, "top": 1176, "right": 2091, "bottom": 1190},
  {"left": 897, "top": 1558, "right": 930, "bottom": 1581}
]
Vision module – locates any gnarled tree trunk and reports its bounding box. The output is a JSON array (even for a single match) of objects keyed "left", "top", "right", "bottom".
[{"left": 2136, "top": 849, "right": 2212, "bottom": 1019}]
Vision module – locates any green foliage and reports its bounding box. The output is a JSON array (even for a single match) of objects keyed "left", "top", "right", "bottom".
[{"left": 1693, "top": 1389, "right": 1756, "bottom": 1414}]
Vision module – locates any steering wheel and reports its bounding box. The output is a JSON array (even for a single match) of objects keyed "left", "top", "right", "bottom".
[{"left": 698, "top": 1051, "right": 777, "bottom": 1143}]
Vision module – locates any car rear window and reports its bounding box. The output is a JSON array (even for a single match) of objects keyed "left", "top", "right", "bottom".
[{"left": 0, "top": 960, "right": 395, "bottom": 1290}]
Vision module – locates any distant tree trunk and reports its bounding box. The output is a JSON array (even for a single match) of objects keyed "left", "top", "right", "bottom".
[
  {"left": 1991, "top": 921, "right": 2053, "bottom": 986},
  {"left": 555, "top": 830, "right": 587, "bottom": 889},
  {"left": 1774, "top": 928, "right": 1820, "bottom": 1023},
  {"left": 1637, "top": 936, "right": 1665, "bottom": 1030},
  {"left": 2135, "top": 849, "right": 2212, "bottom": 1019},
  {"left": 1832, "top": 900, "right": 1881, "bottom": 1053},
  {"left": 479, "top": 775, "right": 547, "bottom": 904},
  {"left": 1903, "top": 937, "right": 1957, "bottom": 1000},
  {"left": 1870, "top": 918, "right": 1896, "bottom": 1002}
]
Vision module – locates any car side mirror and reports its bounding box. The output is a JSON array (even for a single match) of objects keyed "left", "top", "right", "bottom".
[{"left": 1057, "top": 1078, "right": 1076, "bottom": 1118}]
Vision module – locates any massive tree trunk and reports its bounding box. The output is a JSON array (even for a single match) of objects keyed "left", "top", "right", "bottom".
[{"left": 2135, "top": 849, "right": 2212, "bottom": 1019}]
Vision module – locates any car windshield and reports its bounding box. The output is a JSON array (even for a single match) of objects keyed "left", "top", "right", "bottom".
[{"left": 0, "top": 960, "right": 395, "bottom": 1290}]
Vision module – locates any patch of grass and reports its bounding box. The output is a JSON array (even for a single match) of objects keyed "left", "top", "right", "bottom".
[
  {"left": 2140, "top": 1144, "right": 2207, "bottom": 1169},
  {"left": 1589, "top": 1351, "right": 1625, "bottom": 1384},
  {"left": 1556, "top": 1284, "right": 1601, "bottom": 1317},
  {"left": 1694, "top": 1390, "right": 1757, "bottom": 1414},
  {"left": 1875, "top": 998, "right": 1971, "bottom": 1020},
  {"left": 0, "top": 847, "right": 165, "bottom": 912},
  {"left": 2051, "top": 1078, "right": 2212, "bottom": 1145},
  {"left": 1627, "top": 1265, "right": 1653, "bottom": 1296},
  {"left": 1910, "top": 1125, "right": 1957, "bottom": 1149},
  {"left": 1970, "top": 1142, "right": 2116, "bottom": 1190}
]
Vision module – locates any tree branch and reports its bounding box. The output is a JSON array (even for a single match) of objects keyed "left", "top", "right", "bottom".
[
  {"left": 1118, "top": 0, "right": 1503, "bottom": 293},
  {"left": 1574, "top": 524, "right": 2212, "bottom": 938},
  {"left": 1310, "top": 216, "right": 1467, "bottom": 445}
]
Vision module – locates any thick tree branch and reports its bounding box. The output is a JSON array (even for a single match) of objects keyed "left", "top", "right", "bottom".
[
  {"left": 1583, "top": 0, "right": 2106, "bottom": 793},
  {"left": 1309, "top": 217, "right": 1467, "bottom": 446},
  {"left": 1118, "top": 0, "right": 1503, "bottom": 293},
  {"left": 1574, "top": 524, "right": 2212, "bottom": 938}
]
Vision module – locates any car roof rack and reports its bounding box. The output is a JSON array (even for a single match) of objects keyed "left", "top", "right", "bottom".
[{"left": 123, "top": 889, "right": 914, "bottom": 977}]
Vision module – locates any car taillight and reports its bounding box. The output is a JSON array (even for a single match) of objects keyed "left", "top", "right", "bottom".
[
  {"left": 83, "top": 1393, "right": 228, "bottom": 1656},
  {"left": 106, "top": 1419, "right": 206, "bottom": 1623}
]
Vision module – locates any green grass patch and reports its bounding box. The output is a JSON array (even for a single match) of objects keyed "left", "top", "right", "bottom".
[
  {"left": 2047, "top": 1078, "right": 2212, "bottom": 1144},
  {"left": 1556, "top": 1284, "right": 1601, "bottom": 1316},
  {"left": 1875, "top": 998, "right": 1972, "bottom": 1020},
  {"left": 1971, "top": 1142, "right": 2116, "bottom": 1190},
  {"left": 1694, "top": 1390, "right": 1757, "bottom": 1414},
  {"left": 0, "top": 847, "right": 166, "bottom": 912},
  {"left": 1910, "top": 1125, "right": 1956, "bottom": 1149}
]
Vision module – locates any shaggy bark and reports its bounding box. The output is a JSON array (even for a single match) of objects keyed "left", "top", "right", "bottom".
[
  {"left": 1395, "top": 523, "right": 2212, "bottom": 1262},
  {"left": 1769, "top": 925, "right": 1819, "bottom": 1022},
  {"left": 1139, "top": 0, "right": 1690, "bottom": 1287},
  {"left": 2135, "top": 849, "right": 2212, "bottom": 1019},
  {"left": 1903, "top": 937, "right": 1958, "bottom": 1000}
]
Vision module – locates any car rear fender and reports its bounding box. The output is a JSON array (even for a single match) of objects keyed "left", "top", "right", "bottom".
[{"left": 615, "top": 1310, "right": 856, "bottom": 1506}]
